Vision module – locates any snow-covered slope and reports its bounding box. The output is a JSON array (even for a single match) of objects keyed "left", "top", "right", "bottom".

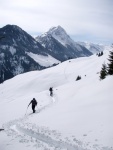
[
  {"left": 0, "top": 46, "right": 113, "bottom": 150},
  {"left": 26, "top": 52, "right": 60, "bottom": 67}
]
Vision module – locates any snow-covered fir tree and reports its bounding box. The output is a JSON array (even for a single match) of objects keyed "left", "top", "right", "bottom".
[
  {"left": 107, "top": 46, "right": 113, "bottom": 75},
  {"left": 100, "top": 63, "right": 107, "bottom": 80}
]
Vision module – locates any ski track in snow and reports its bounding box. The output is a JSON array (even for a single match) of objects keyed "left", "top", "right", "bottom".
[
  {"left": 2, "top": 93, "right": 86, "bottom": 150},
  {"left": 2, "top": 93, "right": 112, "bottom": 150},
  {"left": 11, "top": 124, "right": 81, "bottom": 150}
]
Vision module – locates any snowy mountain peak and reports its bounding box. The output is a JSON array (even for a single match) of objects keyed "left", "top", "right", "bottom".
[
  {"left": 48, "top": 25, "right": 67, "bottom": 35},
  {"left": 47, "top": 25, "right": 74, "bottom": 46},
  {"left": 36, "top": 26, "right": 92, "bottom": 59},
  {"left": 36, "top": 25, "right": 106, "bottom": 55}
]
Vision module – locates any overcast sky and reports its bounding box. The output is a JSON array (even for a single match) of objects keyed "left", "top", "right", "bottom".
[{"left": 0, "top": 0, "right": 113, "bottom": 44}]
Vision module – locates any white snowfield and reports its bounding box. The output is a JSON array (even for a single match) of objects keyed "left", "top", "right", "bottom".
[
  {"left": 26, "top": 52, "right": 60, "bottom": 67},
  {"left": 0, "top": 46, "right": 113, "bottom": 150}
]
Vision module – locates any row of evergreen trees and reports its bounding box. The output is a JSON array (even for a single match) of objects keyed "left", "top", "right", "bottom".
[
  {"left": 97, "top": 51, "right": 103, "bottom": 57},
  {"left": 100, "top": 47, "right": 113, "bottom": 80}
]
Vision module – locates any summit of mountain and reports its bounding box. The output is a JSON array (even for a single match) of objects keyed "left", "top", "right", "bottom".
[{"left": 36, "top": 26, "right": 92, "bottom": 60}]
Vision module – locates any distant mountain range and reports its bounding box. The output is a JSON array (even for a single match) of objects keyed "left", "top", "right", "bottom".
[
  {"left": 78, "top": 41, "right": 105, "bottom": 54},
  {"left": 0, "top": 24, "right": 104, "bottom": 83}
]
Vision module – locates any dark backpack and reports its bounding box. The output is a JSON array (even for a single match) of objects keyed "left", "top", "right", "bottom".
[{"left": 49, "top": 87, "right": 52, "bottom": 91}]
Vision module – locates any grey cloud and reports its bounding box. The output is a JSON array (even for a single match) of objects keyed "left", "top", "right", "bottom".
[{"left": 0, "top": 0, "right": 113, "bottom": 44}]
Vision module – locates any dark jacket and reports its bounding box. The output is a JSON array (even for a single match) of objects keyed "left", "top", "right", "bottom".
[{"left": 29, "top": 98, "right": 37, "bottom": 106}]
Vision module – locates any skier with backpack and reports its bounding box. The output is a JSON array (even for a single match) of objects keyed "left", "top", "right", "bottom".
[
  {"left": 49, "top": 87, "right": 53, "bottom": 96},
  {"left": 28, "top": 98, "right": 37, "bottom": 113}
]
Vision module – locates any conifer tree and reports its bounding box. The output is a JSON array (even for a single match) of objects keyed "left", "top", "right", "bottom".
[
  {"left": 107, "top": 47, "right": 113, "bottom": 75},
  {"left": 100, "top": 51, "right": 103, "bottom": 56},
  {"left": 100, "top": 63, "right": 107, "bottom": 80}
]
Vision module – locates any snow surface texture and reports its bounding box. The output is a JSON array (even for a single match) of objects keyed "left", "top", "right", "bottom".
[{"left": 0, "top": 46, "right": 113, "bottom": 150}]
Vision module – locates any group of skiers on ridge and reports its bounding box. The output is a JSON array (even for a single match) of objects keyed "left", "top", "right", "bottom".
[{"left": 28, "top": 87, "right": 53, "bottom": 113}]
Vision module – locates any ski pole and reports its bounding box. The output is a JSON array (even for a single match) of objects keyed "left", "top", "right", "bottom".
[{"left": 25, "top": 106, "right": 29, "bottom": 115}]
